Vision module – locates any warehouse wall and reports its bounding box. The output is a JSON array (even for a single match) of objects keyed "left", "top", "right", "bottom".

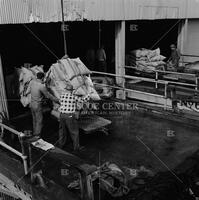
[
  {"left": 187, "top": 0, "right": 199, "bottom": 18},
  {"left": 2, "top": 0, "right": 199, "bottom": 24},
  {"left": 178, "top": 19, "right": 199, "bottom": 63},
  {"left": 126, "top": 20, "right": 179, "bottom": 58}
]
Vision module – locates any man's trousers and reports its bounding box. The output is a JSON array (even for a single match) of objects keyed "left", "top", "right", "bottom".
[
  {"left": 30, "top": 102, "right": 43, "bottom": 136},
  {"left": 59, "top": 113, "right": 79, "bottom": 150}
]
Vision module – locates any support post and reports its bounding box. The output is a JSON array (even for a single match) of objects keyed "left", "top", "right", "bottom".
[
  {"left": 155, "top": 71, "right": 158, "bottom": 89},
  {"left": 28, "top": 144, "right": 34, "bottom": 182},
  {"left": 0, "top": 55, "right": 9, "bottom": 119},
  {"left": 61, "top": 0, "right": 67, "bottom": 56},
  {"left": 177, "top": 19, "right": 188, "bottom": 64},
  {"left": 164, "top": 82, "right": 168, "bottom": 110},
  {"left": 80, "top": 173, "right": 94, "bottom": 200},
  {"left": 195, "top": 74, "right": 198, "bottom": 90},
  {"left": 115, "top": 21, "right": 126, "bottom": 100}
]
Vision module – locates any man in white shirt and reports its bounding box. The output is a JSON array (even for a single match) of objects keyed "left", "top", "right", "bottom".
[{"left": 30, "top": 72, "right": 59, "bottom": 138}]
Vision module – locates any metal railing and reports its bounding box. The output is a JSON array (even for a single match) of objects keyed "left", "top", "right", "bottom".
[
  {"left": 0, "top": 122, "right": 28, "bottom": 175},
  {"left": 181, "top": 54, "right": 199, "bottom": 58},
  {"left": 91, "top": 68, "right": 199, "bottom": 109},
  {"left": 124, "top": 66, "right": 198, "bottom": 89},
  {"left": 92, "top": 69, "right": 197, "bottom": 89}
]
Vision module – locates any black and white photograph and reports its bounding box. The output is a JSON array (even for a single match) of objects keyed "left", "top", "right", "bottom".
[{"left": 1, "top": 0, "right": 199, "bottom": 199}]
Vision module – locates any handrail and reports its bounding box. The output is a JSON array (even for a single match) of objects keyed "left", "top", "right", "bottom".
[
  {"left": 181, "top": 54, "right": 199, "bottom": 58},
  {"left": 92, "top": 71, "right": 197, "bottom": 87},
  {"left": 125, "top": 74, "right": 196, "bottom": 87},
  {"left": 0, "top": 141, "right": 24, "bottom": 158},
  {"left": 91, "top": 69, "right": 199, "bottom": 110},
  {"left": 125, "top": 65, "right": 198, "bottom": 90},
  {"left": 0, "top": 123, "right": 25, "bottom": 137},
  {"left": 93, "top": 82, "right": 164, "bottom": 98},
  {"left": 0, "top": 122, "right": 28, "bottom": 175},
  {"left": 125, "top": 66, "right": 197, "bottom": 77}
]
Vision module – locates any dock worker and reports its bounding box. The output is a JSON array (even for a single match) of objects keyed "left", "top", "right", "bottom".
[
  {"left": 167, "top": 44, "right": 181, "bottom": 71},
  {"left": 58, "top": 82, "right": 90, "bottom": 151},
  {"left": 96, "top": 44, "right": 107, "bottom": 72},
  {"left": 30, "top": 72, "right": 59, "bottom": 138},
  {"left": 85, "top": 44, "right": 95, "bottom": 70}
]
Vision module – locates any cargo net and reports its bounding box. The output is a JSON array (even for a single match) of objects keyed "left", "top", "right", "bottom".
[{"left": 18, "top": 57, "right": 100, "bottom": 108}]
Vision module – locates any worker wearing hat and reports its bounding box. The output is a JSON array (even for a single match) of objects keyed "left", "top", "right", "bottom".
[
  {"left": 167, "top": 44, "right": 181, "bottom": 71},
  {"left": 30, "top": 72, "right": 59, "bottom": 139},
  {"left": 58, "top": 82, "right": 90, "bottom": 151}
]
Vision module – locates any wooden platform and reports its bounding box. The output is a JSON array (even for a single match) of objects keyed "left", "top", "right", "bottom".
[
  {"left": 78, "top": 115, "right": 111, "bottom": 133},
  {"left": 26, "top": 140, "right": 97, "bottom": 200},
  {"left": 51, "top": 110, "right": 111, "bottom": 134}
]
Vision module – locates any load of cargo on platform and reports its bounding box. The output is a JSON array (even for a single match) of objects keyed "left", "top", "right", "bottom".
[
  {"left": 18, "top": 65, "right": 44, "bottom": 107},
  {"left": 126, "top": 48, "right": 166, "bottom": 73}
]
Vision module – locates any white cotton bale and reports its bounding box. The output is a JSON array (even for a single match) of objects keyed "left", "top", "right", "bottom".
[
  {"left": 46, "top": 58, "right": 100, "bottom": 101},
  {"left": 19, "top": 65, "right": 44, "bottom": 107},
  {"left": 59, "top": 58, "right": 91, "bottom": 80},
  {"left": 147, "top": 48, "right": 161, "bottom": 59},
  {"left": 149, "top": 55, "right": 166, "bottom": 62}
]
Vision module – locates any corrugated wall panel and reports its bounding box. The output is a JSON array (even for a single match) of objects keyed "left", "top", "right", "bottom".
[
  {"left": 187, "top": 0, "right": 199, "bottom": 18},
  {"left": 124, "top": 0, "right": 187, "bottom": 20},
  {"left": 1, "top": 0, "right": 199, "bottom": 24},
  {"left": 84, "top": 0, "right": 187, "bottom": 21},
  {"left": 181, "top": 19, "right": 199, "bottom": 63},
  {"left": 30, "top": 0, "right": 61, "bottom": 22},
  {"left": 85, "top": 0, "right": 125, "bottom": 21},
  {"left": 31, "top": 0, "right": 85, "bottom": 22},
  {"left": 62, "top": 0, "right": 85, "bottom": 21},
  {"left": 0, "top": 0, "right": 30, "bottom": 24}
]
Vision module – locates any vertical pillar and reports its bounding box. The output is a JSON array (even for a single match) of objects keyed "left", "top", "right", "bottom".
[
  {"left": 0, "top": 55, "right": 9, "bottom": 119},
  {"left": 115, "top": 21, "right": 126, "bottom": 100},
  {"left": 177, "top": 19, "right": 188, "bottom": 64},
  {"left": 81, "top": 173, "right": 94, "bottom": 200}
]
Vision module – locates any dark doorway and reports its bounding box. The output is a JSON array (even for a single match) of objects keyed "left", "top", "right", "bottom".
[
  {"left": 126, "top": 19, "right": 179, "bottom": 58},
  {"left": 0, "top": 20, "right": 115, "bottom": 117}
]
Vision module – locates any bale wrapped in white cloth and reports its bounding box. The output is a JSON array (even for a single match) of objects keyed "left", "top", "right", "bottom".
[
  {"left": 45, "top": 57, "right": 100, "bottom": 102},
  {"left": 130, "top": 48, "right": 166, "bottom": 73},
  {"left": 18, "top": 65, "right": 44, "bottom": 107},
  {"left": 18, "top": 57, "right": 100, "bottom": 108}
]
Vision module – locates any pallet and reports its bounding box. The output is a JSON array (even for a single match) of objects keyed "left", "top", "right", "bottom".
[{"left": 51, "top": 110, "right": 111, "bottom": 135}]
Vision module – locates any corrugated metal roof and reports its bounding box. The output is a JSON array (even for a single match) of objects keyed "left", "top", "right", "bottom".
[
  {"left": 85, "top": 0, "right": 125, "bottom": 21},
  {"left": 187, "top": 0, "right": 199, "bottom": 18},
  {"left": 30, "top": 0, "right": 61, "bottom": 22},
  {"left": 1, "top": 0, "right": 199, "bottom": 24},
  {"left": 85, "top": 0, "right": 187, "bottom": 20},
  {"left": 30, "top": 0, "right": 86, "bottom": 22},
  {"left": 0, "top": 0, "right": 30, "bottom": 24}
]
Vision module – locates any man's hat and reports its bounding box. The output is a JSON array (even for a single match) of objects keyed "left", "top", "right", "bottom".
[
  {"left": 65, "top": 82, "right": 74, "bottom": 90},
  {"left": 170, "top": 44, "right": 176, "bottom": 48}
]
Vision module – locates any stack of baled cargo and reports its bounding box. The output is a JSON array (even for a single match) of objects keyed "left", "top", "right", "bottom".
[
  {"left": 18, "top": 65, "right": 44, "bottom": 107},
  {"left": 18, "top": 58, "right": 100, "bottom": 111},
  {"left": 46, "top": 57, "right": 100, "bottom": 101},
  {"left": 45, "top": 57, "right": 100, "bottom": 116},
  {"left": 130, "top": 48, "right": 166, "bottom": 73}
]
